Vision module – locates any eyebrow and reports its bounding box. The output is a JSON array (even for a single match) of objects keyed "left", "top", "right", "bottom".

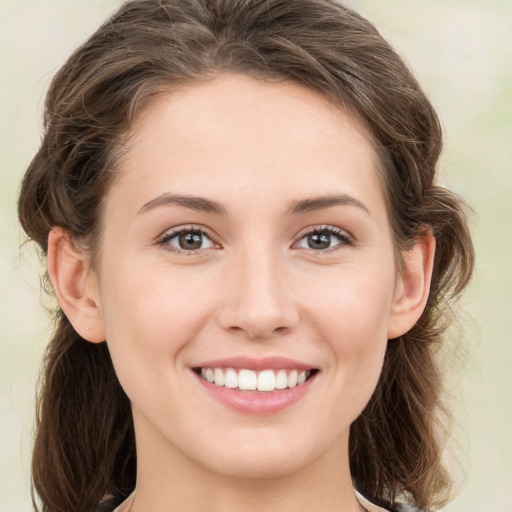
[
  {"left": 137, "top": 193, "right": 227, "bottom": 215},
  {"left": 137, "top": 192, "right": 369, "bottom": 217},
  {"left": 288, "top": 194, "right": 370, "bottom": 215}
]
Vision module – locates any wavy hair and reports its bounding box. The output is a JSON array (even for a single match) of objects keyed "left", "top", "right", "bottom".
[{"left": 18, "top": 1, "right": 474, "bottom": 511}]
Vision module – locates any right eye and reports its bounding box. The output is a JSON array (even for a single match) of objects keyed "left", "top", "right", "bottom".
[{"left": 159, "top": 228, "right": 217, "bottom": 253}]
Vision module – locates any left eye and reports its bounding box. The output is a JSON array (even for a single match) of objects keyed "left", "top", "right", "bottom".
[
  {"left": 296, "top": 228, "right": 350, "bottom": 250},
  {"left": 164, "top": 230, "right": 215, "bottom": 251}
]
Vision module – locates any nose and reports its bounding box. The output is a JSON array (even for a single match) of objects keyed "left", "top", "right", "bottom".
[{"left": 217, "top": 247, "right": 300, "bottom": 340}]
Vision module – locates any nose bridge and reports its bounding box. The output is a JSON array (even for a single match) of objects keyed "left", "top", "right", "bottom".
[{"left": 218, "top": 242, "right": 299, "bottom": 339}]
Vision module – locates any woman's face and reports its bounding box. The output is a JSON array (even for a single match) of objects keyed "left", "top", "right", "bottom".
[{"left": 90, "top": 74, "right": 406, "bottom": 478}]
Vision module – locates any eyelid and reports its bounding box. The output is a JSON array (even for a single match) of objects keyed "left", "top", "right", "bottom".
[
  {"left": 292, "top": 225, "right": 354, "bottom": 252},
  {"left": 156, "top": 224, "right": 222, "bottom": 253}
]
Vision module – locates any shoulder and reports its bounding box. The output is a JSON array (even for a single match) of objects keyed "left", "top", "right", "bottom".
[
  {"left": 356, "top": 491, "right": 427, "bottom": 512},
  {"left": 391, "top": 504, "right": 426, "bottom": 512},
  {"left": 391, "top": 504, "right": 425, "bottom": 512},
  {"left": 94, "top": 496, "right": 125, "bottom": 512},
  {"left": 94, "top": 500, "right": 116, "bottom": 512}
]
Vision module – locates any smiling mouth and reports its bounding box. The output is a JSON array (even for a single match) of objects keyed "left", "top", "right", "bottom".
[{"left": 194, "top": 367, "right": 318, "bottom": 392}]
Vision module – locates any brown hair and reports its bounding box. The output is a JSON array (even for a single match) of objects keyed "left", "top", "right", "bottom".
[{"left": 18, "top": 1, "right": 474, "bottom": 511}]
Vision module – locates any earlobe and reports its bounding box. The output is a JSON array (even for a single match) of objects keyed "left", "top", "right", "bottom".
[
  {"left": 387, "top": 232, "right": 436, "bottom": 340},
  {"left": 47, "top": 227, "right": 105, "bottom": 343}
]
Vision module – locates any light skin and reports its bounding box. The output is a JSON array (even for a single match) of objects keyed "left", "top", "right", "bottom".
[{"left": 48, "top": 74, "right": 435, "bottom": 512}]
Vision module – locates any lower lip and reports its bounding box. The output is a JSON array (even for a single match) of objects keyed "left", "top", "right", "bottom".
[{"left": 194, "top": 372, "right": 316, "bottom": 415}]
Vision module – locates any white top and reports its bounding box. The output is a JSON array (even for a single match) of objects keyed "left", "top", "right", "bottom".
[{"left": 356, "top": 490, "right": 392, "bottom": 512}]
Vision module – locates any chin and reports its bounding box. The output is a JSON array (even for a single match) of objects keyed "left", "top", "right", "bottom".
[
  {"left": 209, "top": 457, "right": 308, "bottom": 480},
  {"left": 193, "top": 436, "right": 323, "bottom": 480}
]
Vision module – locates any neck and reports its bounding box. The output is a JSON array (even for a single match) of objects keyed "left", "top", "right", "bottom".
[{"left": 130, "top": 418, "right": 362, "bottom": 512}]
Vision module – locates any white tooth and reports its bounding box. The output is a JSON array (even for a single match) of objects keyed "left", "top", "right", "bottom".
[
  {"left": 297, "top": 371, "right": 307, "bottom": 385},
  {"left": 238, "top": 369, "right": 257, "bottom": 390},
  {"left": 224, "top": 368, "right": 238, "bottom": 389},
  {"left": 201, "top": 368, "right": 207, "bottom": 379},
  {"left": 287, "top": 370, "right": 298, "bottom": 388},
  {"left": 206, "top": 368, "right": 214, "bottom": 382},
  {"left": 257, "top": 370, "right": 276, "bottom": 392},
  {"left": 275, "top": 370, "right": 288, "bottom": 389},
  {"left": 214, "top": 368, "right": 225, "bottom": 386}
]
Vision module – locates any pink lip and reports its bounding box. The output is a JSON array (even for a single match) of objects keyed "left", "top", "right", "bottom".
[
  {"left": 192, "top": 357, "right": 318, "bottom": 415},
  {"left": 196, "top": 376, "right": 315, "bottom": 415},
  {"left": 195, "top": 356, "right": 314, "bottom": 371}
]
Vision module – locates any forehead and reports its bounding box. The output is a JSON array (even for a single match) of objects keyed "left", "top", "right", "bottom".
[{"left": 112, "top": 74, "right": 386, "bottom": 216}]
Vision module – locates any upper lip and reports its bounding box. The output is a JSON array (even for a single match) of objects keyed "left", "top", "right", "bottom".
[{"left": 194, "top": 356, "right": 315, "bottom": 371}]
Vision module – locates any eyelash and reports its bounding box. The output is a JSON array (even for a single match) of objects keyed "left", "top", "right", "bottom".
[
  {"left": 156, "top": 225, "right": 220, "bottom": 255},
  {"left": 156, "top": 225, "right": 353, "bottom": 255},
  {"left": 294, "top": 226, "right": 353, "bottom": 253}
]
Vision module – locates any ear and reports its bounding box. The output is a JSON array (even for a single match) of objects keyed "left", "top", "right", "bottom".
[
  {"left": 387, "top": 232, "right": 436, "bottom": 340},
  {"left": 47, "top": 227, "right": 105, "bottom": 343}
]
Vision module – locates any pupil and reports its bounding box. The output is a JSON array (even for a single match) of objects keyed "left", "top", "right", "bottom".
[
  {"left": 179, "top": 231, "right": 202, "bottom": 250},
  {"left": 308, "top": 232, "right": 330, "bottom": 249}
]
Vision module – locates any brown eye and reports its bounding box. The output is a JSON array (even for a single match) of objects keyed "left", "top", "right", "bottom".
[
  {"left": 296, "top": 227, "right": 351, "bottom": 251},
  {"left": 164, "top": 229, "right": 215, "bottom": 252},
  {"left": 178, "top": 231, "right": 203, "bottom": 250},
  {"left": 306, "top": 232, "right": 331, "bottom": 250}
]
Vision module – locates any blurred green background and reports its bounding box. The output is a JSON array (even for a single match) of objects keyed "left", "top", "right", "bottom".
[{"left": 1, "top": 1, "right": 510, "bottom": 510}]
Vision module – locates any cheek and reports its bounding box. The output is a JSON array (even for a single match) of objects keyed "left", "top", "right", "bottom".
[
  {"left": 97, "top": 261, "right": 215, "bottom": 389},
  {"left": 302, "top": 261, "right": 395, "bottom": 340},
  {"left": 301, "top": 264, "right": 394, "bottom": 403}
]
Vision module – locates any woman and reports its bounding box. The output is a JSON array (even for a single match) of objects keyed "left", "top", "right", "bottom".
[{"left": 17, "top": 1, "right": 474, "bottom": 511}]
